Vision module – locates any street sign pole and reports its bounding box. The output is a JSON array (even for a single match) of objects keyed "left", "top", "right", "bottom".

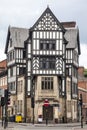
[
  {"left": 80, "top": 94, "right": 83, "bottom": 128},
  {"left": 2, "top": 106, "right": 3, "bottom": 126},
  {"left": 4, "top": 90, "right": 7, "bottom": 129},
  {"left": 46, "top": 108, "right": 48, "bottom": 125},
  {"left": 43, "top": 99, "right": 49, "bottom": 125},
  {"left": 31, "top": 76, "right": 35, "bottom": 124}
]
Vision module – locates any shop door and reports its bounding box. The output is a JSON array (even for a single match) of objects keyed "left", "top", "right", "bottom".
[{"left": 43, "top": 106, "right": 53, "bottom": 120}]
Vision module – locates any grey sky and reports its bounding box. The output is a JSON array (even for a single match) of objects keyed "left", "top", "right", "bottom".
[{"left": 0, "top": 0, "right": 87, "bottom": 67}]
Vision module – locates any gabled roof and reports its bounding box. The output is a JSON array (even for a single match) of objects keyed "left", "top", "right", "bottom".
[
  {"left": 5, "top": 26, "right": 29, "bottom": 54},
  {"left": 30, "top": 7, "right": 65, "bottom": 32},
  {"left": 64, "top": 28, "right": 81, "bottom": 55}
]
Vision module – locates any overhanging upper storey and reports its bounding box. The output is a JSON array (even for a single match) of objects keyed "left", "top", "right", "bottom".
[{"left": 30, "top": 7, "right": 65, "bottom": 32}]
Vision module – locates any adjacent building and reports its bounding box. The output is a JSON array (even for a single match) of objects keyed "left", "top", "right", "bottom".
[
  {"left": 78, "top": 67, "right": 87, "bottom": 122},
  {"left": 5, "top": 7, "right": 80, "bottom": 123},
  {"left": 0, "top": 59, "right": 7, "bottom": 119}
]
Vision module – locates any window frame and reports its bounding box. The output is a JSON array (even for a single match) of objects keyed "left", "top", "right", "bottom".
[
  {"left": 39, "top": 57, "right": 56, "bottom": 70},
  {"left": 40, "top": 39, "right": 56, "bottom": 50},
  {"left": 41, "top": 77, "right": 54, "bottom": 90}
]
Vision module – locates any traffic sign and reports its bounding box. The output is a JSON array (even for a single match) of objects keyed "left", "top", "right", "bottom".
[{"left": 43, "top": 99, "right": 49, "bottom": 107}]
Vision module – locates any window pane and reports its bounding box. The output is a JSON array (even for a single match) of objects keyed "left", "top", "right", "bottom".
[
  {"left": 42, "top": 81, "right": 44, "bottom": 89},
  {"left": 51, "top": 81, "right": 53, "bottom": 89},
  {"left": 40, "top": 57, "right": 55, "bottom": 69},
  {"left": 48, "top": 81, "right": 50, "bottom": 89},
  {"left": 41, "top": 77, "right": 53, "bottom": 90},
  {"left": 40, "top": 39, "right": 56, "bottom": 50},
  {"left": 45, "top": 82, "right": 47, "bottom": 89}
]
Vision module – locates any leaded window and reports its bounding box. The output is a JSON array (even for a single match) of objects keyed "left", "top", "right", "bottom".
[
  {"left": 72, "top": 83, "right": 77, "bottom": 96},
  {"left": 10, "top": 68, "right": 13, "bottom": 77},
  {"left": 8, "top": 50, "right": 15, "bottom": 62},
  {"left": 19, "top": 67, "right": 26, "bottom": 75},
  {"left": 40, "top": 40, "right": 56, "bottom": 50},
  {"left": 73, "top": 50, "right": 78, "bottom": 63},
  {"left": 18, "top": 80, "right": 23, "bottom": 93},
  {"left": 41, "top": 77, "right": 53, "bottom": 90},
  {"left": 10, "top": 38, "right": 12, "bottom": 47},
  {"left": 8, "top": 82, "right": 15, "bottom": 91},
  {"left": 40, "top": 57, "right": 56, "bottom": 69}
]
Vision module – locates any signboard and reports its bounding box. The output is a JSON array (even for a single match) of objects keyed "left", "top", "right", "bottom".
[
  {"left": 49, "top": 104, "right": 59, "bottom": 107},
  {"left": 0, "top": 89, "right": 4, "bottom": 97},
  {"left": 53, "top": 104, "right": 59, "bottom": 107},
  {"left": 43, "top": 99, "right": 49, "bottom": 107}
]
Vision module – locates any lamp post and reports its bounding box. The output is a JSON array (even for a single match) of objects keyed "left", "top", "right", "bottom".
[
  {"left": 1, "top": 97, "right": 5, "bottom": 126},
  {"left": 80, "top": 94, "right": 83, "bottom": 128},
  {"left": 4, "top": 89, "right": 8, "bottom": 129},
  {"left": 31, "top": 76, "right": 35, "bottom": 124},
  {"left": 1, "top": 89, "right": 5, "bottom": 127},
  {"left": 43, "top": 99, "right": 49, "bottom": 125}
]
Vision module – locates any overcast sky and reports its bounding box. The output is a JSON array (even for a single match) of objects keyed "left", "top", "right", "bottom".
[{"left": 0, "top": 0, "right": 87, "bottom": 67}]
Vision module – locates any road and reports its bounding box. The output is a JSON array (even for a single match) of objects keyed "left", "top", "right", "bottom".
[{"left": 1, "top": 122, "right": 87, "bottom": 130}]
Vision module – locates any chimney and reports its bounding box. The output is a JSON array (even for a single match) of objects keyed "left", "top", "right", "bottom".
[{"left": 61, "top": 21, "right": 76, "bottom": 28}]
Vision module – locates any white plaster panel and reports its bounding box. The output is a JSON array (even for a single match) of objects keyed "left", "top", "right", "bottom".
[{"left": 28, "top": 60, "right": 31, "bottom": 71}]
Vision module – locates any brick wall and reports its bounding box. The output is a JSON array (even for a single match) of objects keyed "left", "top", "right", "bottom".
[
  {"left": 0, "top": 59, "right": 7, "bottom": 73},
  {"left": 78, "top": 67, "right": 84, "bottom": 77},
  {"left": 78, "top": 67, "right": 87, "bottom": 121}
]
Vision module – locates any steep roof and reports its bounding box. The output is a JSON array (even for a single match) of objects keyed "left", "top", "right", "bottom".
[
  {"left": 5, "top": 26, "right": 29, "bottom": 54},
  {"left": 5, "top": 7, "right": 80, "bottom": 55},
  {"left": 64, "top": 28, "right": 81, "bottom": 54},
  {"left": 30, "top": 7, "right": 65, "bottom": 32}
]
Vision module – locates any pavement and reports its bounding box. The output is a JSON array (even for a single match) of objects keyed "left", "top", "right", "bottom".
[{"left": 18, "top": 121, "right": 85, "bottom": 127}]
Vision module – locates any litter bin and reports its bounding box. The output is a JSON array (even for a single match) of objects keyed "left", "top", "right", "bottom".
[
  {"left": 11, "top": 115, "right": 15, "bottom": 122},
  {"left": 55, "top": 118, "right": 58, "bottom": 123},
  {"left": 9, "top": 115, "right": 15, "bottom": 122},
  {"left": 15, "top": 114, "right": 22, "bottom": 123}
]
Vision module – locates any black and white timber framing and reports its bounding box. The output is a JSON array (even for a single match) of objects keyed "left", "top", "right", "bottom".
[
  {"left": 26, "top": 7, "right": 67, "bottom": 97},
  {"left": 5, "top": 7, "right": 80, "bottom": 99}
]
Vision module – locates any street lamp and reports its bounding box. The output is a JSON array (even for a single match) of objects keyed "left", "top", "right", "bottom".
[
  {"left": 43, "top": 99, "right": 49, "bottom": 125},
  {"left": 31, "top": 76, "right": 35, "bottom": 124},
  {"left": 79, "top": 94, "right": 83, "bottom": 128}
]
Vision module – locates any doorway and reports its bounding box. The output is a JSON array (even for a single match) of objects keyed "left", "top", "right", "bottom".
[{"left": 43, "top": 105, "right": 53, "bottom": 120}]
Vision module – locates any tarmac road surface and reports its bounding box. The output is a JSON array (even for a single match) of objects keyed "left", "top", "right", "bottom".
[{"left": 1, "top": 121, "right": 87, "bottom": 130}]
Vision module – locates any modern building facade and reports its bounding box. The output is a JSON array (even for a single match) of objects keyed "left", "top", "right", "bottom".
[{"left": 5, "top": 7, "right": 80, "bottom": 123}]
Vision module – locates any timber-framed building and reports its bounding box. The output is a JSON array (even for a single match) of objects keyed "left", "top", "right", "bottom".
[{"left": 5, "top": 7, "right": 80, "bottom": 123}]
